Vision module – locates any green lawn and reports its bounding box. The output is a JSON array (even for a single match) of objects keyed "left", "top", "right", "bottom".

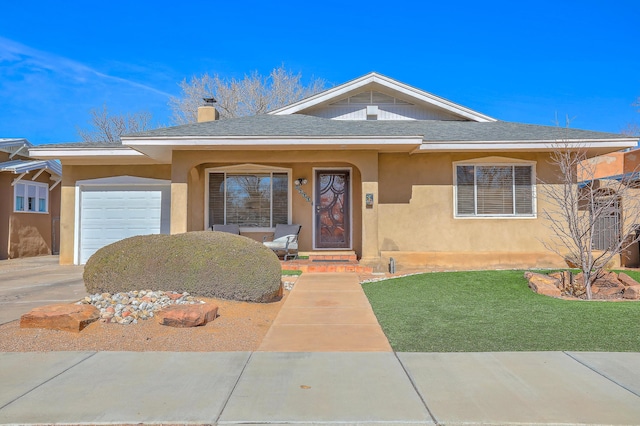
[{"left": 363, "top": 270, "right": 640, "bottom": 352}]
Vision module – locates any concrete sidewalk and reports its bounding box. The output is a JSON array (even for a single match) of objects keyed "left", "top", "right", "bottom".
[
  {"left": 0, "top": 256, "right": 85, "bottom": 325},
  {"left": 1, "top": 351, "right": 639, "bottom": 425},
  {"left": 259, "top": 273, "right": 392, "bottom": 351}
]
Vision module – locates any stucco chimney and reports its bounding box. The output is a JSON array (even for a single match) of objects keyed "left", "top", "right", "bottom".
[{"left": 197, "top": 97, "right": 219, "bottom": 122}]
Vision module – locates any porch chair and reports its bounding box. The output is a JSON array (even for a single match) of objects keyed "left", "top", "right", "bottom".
[
  {"left": 263, "top": 224, "right": 301, "bottom": 260},
  {"left": 209, "top": 224, "right": 240, "bottom": 234}
]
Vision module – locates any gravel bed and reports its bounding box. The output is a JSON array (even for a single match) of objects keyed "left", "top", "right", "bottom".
[
  {"left": 0, "top": 276, "right": 298, "bottom": 352},
  {"left": 79, "top": 290, "right": 203, "bottom": 325}
]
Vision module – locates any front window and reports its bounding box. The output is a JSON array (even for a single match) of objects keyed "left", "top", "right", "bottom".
[
  {"left": 455, "top": 164, "right": 534, "bottom": 217},
  {"left": 14, "top": 181, "right": 49, "bottom": 213},
  {"left": 208, "top": 172, "right": 289, "bottom": 228}
]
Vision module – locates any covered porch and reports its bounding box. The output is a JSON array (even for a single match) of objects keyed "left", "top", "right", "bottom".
[{"left": 167, "top": 150, "right": 384, "bottom": 268}]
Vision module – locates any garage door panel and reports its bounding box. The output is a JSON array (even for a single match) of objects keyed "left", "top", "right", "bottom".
[{"left": 79, "top": 186, "right": 170, "bottom": 264}]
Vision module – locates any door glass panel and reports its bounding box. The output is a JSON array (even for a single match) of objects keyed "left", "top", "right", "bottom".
[{"left": 316, "top": 171, "right": 349, "bottom": 248}]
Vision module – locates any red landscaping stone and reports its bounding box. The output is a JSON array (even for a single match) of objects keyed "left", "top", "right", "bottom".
[
  {"left": 156, "top": 303, "right": 218, "bottom": 328},
  {"left": 20, "top": 303, "right": 100, "bottom": 332},
  {"left": 623, "top": 285, "right": 640, "bottom": 300},
  {"left": 166, "top": 293, "right": 183, "bottom": 300},
  {"left": 592, "top": 273, "right": 625, "bottom": 299},
  {"left": 618, "top": 273, "right": 640, "bottom": 287},
  {"left": 524, "top": 272, "right": 562, "bottom": 298}
]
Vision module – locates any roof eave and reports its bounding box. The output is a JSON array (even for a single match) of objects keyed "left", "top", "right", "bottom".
[
  {"left": 28, "top": 146, "right": 166, "bottom": 165},
  {"left": 413, "top": 138, "right": 638, "bottom": 155}
]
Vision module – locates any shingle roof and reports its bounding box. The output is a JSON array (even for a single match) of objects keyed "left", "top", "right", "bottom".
[
  {"left": 123, "top": 114, "right": 629, "bottom": 141},
  {"left": 32, "top": 114, "right": 634, "bottom": 151}
]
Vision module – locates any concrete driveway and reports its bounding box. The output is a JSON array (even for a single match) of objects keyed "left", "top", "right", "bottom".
[{"left": 0, "top": 256, "right": 85, "bottom": 325}]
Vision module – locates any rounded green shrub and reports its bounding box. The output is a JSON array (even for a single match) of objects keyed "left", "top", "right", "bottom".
[{"left": 83, "top": 231, "right": 282, "bottom": 302}]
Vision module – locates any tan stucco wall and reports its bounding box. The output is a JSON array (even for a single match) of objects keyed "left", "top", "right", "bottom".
[
  {"left": 623, "top": 150, "right": 640, "bottom": 174},
  {"left": 0, "top": 167, "right": 60, "bottom": 260},
  {"left": 0, "top": 172, "right": 12, "bottom": 259},
  {"left": 582, "top": 152, "right": 625, "bottom": 180},
  {"left": 170, "top": 150, "right": 366, "bottom": 257},
  {"left": 50, "top": 180, "right": 61, "bottom": 255},
  {"left": 58, "top": 164, "right": 172, "bottom": 264},
  {"left": 56, "top": 149, "right": 598, "bottom": 271},
  {"left": 376, "top": 152, "right": 568, "bottom": 270}
]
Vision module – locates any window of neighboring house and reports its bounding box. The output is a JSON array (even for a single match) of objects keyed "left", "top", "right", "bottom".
[
  {"left": 14, "top": 181, "right": 48, "bottom": 213},
  {"left": 455, "top": 164, "right": 535, "bottom": 217},
  {"left": 208, "top": 172, "right": 289, "bottom": 229}
]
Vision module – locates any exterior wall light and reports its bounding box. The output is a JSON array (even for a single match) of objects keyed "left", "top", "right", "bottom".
[{"left": 294, "top": 178, "right": 308, "bottom": 186}]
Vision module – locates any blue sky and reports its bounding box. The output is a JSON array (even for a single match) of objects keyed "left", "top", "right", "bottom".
[{"left": 1, "top": 0, "right": 639, "bottom": 144}]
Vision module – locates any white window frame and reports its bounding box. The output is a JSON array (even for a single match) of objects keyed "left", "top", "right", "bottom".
[
  {"left": 14, "top": 181, "right": 49, "bottom": 214},
  {"left": 204, "top": 164, "right": 292, "bottom": 232},
  {"left": 453, "top": 157, "right": 537, "bottom": 219}
]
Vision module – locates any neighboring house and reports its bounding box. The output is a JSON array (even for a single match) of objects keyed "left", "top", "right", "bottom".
[
  {"left": 581, "top": 148, "right": 640, "bottom": 181},
  {"left": 30, "top": 73, "right": 638, "bottom": 269},
  {"left": 579, "top": 148, "right": 640, "bottom": 266},
  {"left": 0, "top": 138, "right": 62, "bottom": 260}
]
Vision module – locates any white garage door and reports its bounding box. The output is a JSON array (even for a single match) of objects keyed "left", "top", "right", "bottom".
[{"left": 77, "top": 178, "right": 171, "bottom": 264}]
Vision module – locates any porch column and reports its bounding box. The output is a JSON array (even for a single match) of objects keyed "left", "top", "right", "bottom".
[
  {"left": 58, "top": 173, "right": 75, "bottom": 265},
  {"left": 357, "top": 152, "right": 381, "bottom": 269},
  {"left": 360, "top": 181, "right": 380, "bottom": 266},
  {"left": 170, "top": 158, "right": 188, "bottom": 234}
]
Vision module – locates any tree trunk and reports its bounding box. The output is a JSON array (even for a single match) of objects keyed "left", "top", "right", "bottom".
[{"left": 584, "top": 271, "right": 593, "bottom": 300}]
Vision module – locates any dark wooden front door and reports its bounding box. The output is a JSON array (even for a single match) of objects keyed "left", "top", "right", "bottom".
[{"left": 315, "top": 170, "right": 350, "bottom": 249}]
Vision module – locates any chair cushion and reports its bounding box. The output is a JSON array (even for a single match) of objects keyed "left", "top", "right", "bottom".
[
  {"left": 263, "top": 235, "right": 298, "bottom": 250},
  {"left": 211, "top": 224, "right": 240, "bottom": 234},
  {"left": 273, "top": 224, "right": 301, "bottom": 240}
]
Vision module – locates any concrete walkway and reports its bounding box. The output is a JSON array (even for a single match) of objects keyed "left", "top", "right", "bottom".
[
  {"left": 1, "top": 351, "right": 640, "bottom": 425},
  {"left": 259, "top": 273, "right": 392, "bottom": 351},
  {"left": 0, "top": 256, "right": 85, "bottom": 325}
]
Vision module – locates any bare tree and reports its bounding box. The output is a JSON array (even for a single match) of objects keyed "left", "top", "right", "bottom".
[
  {"left": 77, "top": 104, "right": 152, "bottom": 143},
  {"left": 540, "top": 145, "right": 640, "bottom": 299},
  {"left": 622, "top": 97, "right": 640, "bottom": 136},
  {"left": 168, "top": 66, "right": 326, "bottom": 124}
]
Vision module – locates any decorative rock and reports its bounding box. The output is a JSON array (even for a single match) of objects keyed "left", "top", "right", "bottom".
[
  {"left": 592, "top": 272, "right": 625, "bottom": 299},
  {"left": 593, "top": 285, "right": 625, "bottom": 298},
  {"left": 548, "top": 272, "right": 563, "bottom": 280},
  {"left": 623, "top": 285, "right": 640, "bottom": 300},
  {"left": 78, "top": 290, "right": 207, "bottom": 325},
  {"left": 618, "top": 273, "right": 640, "bottom": 287},
  {"left": 20, "top": 304, "right": 100, "bottom": 332},
  {"left": 524, "top": 272, "right": 562, "bottom": 297},
  {"left": 156, "top": 303, "right": 218, "bottom": 328}
]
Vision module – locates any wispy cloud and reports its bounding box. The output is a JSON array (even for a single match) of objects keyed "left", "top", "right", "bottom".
[
  {"left": 0, "top": 36, "right": 172, "bottom": 97},
  {"left": 0, "top": 36, "right": 176, "bottom": 143}
]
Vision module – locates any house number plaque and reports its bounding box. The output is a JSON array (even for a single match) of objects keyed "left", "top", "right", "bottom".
[{"left": 365, "top": 193, "right": 374, "bottom": 208}]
